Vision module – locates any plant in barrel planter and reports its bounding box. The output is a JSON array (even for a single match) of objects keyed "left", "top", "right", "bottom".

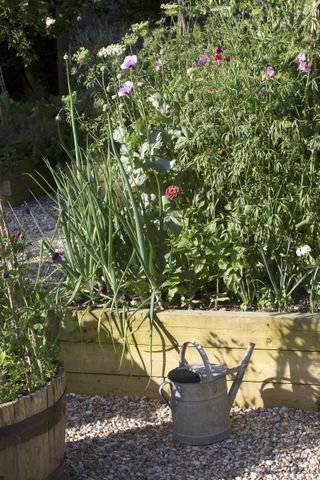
[{"left": 0, "top": 200, "right": 66, "bottom": 480}]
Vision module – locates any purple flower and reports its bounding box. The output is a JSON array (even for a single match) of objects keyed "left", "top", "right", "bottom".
[
  {"left": 197, "top": 51, "right": 209, "bottom": 68},
  {"left": 216, "top": 44, "right": 223, "bottom": 55},
  {"left": 155, "top": 59, "right": 162, "bottom": 72},
  {"left": 120, "top": 55, "right": 137, "bottom": 70},
  {"left": 52, "top": 252, "right": 63, "bottom": 263},
  {"left": 295, "top": 51, "right": 306, "bottom": 63},
  {"left": 298, "top": 61, "right": 311, "bottom": 73},
  {"left": 118, "top": 80, "right": 134, "bottom": 97},
  {"left": 2, "top": 271, "right": 9, "bottom": 280},
  {"left": 224, "top": 55, "right": 231, "bottom": 62},
  {"left": 266, "top": 66, "right": 277, "bottom": 77}
]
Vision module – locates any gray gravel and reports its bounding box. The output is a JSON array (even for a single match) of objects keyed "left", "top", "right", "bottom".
[
  {"left": 65, "top": 393, "right": 320, "bottom": 480},
  {"left": 4, "top": 194, "right": 63, "bottom": 260},
  {"left": 4, "top": 195, "right": 64, "bottom": 284}
]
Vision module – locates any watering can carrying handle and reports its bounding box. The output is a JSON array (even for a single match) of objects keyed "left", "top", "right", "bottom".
[
  {"left": 159, "top": 381, "right": 172, "bottom": 410},
  {"left": 179, "top": 341, "right": 213, "bottom": 381}
]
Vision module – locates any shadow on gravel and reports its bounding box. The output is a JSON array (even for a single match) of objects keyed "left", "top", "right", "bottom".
[{"left": 64, "top": 406, "right": 320, "bottom": 480}]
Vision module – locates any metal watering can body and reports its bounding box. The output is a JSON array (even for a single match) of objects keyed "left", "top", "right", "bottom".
[{"left": 159, "top": 341, "right": 255, "bottom": 445}]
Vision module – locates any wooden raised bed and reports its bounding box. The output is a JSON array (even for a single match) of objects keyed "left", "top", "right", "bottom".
[
  {"left": 59, "top": 310, "right": 320, "bottom": 410},
  {"left": 0, "top": 365, "right": 65, "bottom": 480}
]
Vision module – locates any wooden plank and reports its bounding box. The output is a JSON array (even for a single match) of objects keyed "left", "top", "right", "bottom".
[
  {"left": 61, "top": 309, "right": 320, "bottom": 351},
  {"left": 0, "top": 400, "right": 18, "bottom": 479},
  {"left": 66, "top": 371, "right": 163, "bottom": 398},
  {"left": 15, "top": 387, "right": 50, "bottom": 480},
  {"left": 59, "top": 340, "right": 320, "bottom": 386},
  {"left": 47, "top": 366, "right": 65, "bottom": 479},
  {"left": 65, "top": 372, "right": 320, "bottom": 411}
]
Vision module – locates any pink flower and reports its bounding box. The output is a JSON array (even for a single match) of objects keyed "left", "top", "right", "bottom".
[
  {"left": 197, "top": 51, "right": 209, "bottom": 68},
  {"left": 118, "top": 81, "right": 134, "bottom": 97},
  {"left": 155, "top": 59, "right": 162, "bottom": 72},
  {"left": 120, "top": 55, "right": 137, "bottom": 70},
  {"left": 165, "top": 185, "right": 180, "bottom": 201},
  {"left": 298, "top": 61, "right": 311, "bottom": 73},
  {"left": 266, "top": 66, "right": 276, "bottom": 77},
  {"left": 295, "top": 51, "right": 306, "bottom": 63}
]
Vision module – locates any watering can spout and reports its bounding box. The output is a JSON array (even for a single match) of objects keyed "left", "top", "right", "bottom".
[{"left": 228, "top": 342, "right": 255, "bottom": 408}]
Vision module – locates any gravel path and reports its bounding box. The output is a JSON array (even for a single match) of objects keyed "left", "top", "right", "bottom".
[
  {"left": 65, "top": 393, "right": 320, "bottom": 480},
  {"left": 4, "top": 195, "right": 62, "bottom": 261}
]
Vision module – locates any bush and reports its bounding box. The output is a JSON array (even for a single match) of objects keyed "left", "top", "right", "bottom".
[
  {"left": 48, "top": 0, "right": 320, "bottom": 312},
  {"left": 0, "top": 100, "right": 70, "bottom": 171}
]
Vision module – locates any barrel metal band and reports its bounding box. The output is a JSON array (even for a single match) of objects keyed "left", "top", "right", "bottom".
[{"left": 0, "top": 391, "right": 66, "bottom": 451}]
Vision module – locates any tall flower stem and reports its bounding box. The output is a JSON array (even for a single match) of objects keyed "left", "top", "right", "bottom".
[{"left": 0, "top": 200, "right": 32, "bottom": 389}]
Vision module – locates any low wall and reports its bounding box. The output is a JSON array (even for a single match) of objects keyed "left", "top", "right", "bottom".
[{"left": 59, "top": 310, "right": 320, "bottom": 410}]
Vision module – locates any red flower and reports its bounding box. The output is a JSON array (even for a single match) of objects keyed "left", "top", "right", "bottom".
[
  {"left": 213, "top": 54, "right": 223, "bottom": 62},
  {"left": 165, "top": 185, "right": 180, "bottom": 201},
  {"left": 218, "top": 148, "right": 227, "bottom": 157}
]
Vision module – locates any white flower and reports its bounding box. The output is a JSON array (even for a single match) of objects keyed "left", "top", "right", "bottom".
[
  {"left": 296, "top": 245, "right": 311, "bottom": 257},
  {"left": 117, "top": 73, "right": 122, "bottom": 80},
  {"left": 45, "top": 17, "right": 56, "bottom": 28},
  {"left": 102, "top": 104, "right": 108, "bottom": 112},
  {"left": 97, "top": 44, "right": 125, "bottom": 57}
]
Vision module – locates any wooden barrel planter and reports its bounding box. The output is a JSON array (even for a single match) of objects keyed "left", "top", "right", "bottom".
[{"left": 0, "top": 365, "right": 66, "bottom": 480}]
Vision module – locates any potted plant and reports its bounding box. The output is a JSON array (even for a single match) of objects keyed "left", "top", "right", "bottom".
[{"left": 0, "top": 199, "right": 65, "bottom": 480}]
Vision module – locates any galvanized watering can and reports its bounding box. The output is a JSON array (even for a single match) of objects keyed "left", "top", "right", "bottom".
[{"left": 159, "top": 341, "right": 255, "bottom": 445}]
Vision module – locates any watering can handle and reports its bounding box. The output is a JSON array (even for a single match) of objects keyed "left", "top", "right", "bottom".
[
  {"left": 179, "top": 341, "right": 213, "bottom": 381},
  {"left": 228, "top": 342, "right": 255, "bottom": 407},
  {"left": 159, "top": 381, "right": 172, "bottom": 410}
]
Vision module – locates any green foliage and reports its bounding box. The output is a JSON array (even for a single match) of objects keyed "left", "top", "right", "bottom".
[
  {"left": 0, "top": 202, "right": 62, "bottom": 403},
  {"left": 0, "top": 0, "right": 104, "bottom": 65},
  {"left": 49, "top": 0, "right": 320, "bottom": 312},
  {"left": 0, "top": 100, "right": 70, "bottom": 169}
]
